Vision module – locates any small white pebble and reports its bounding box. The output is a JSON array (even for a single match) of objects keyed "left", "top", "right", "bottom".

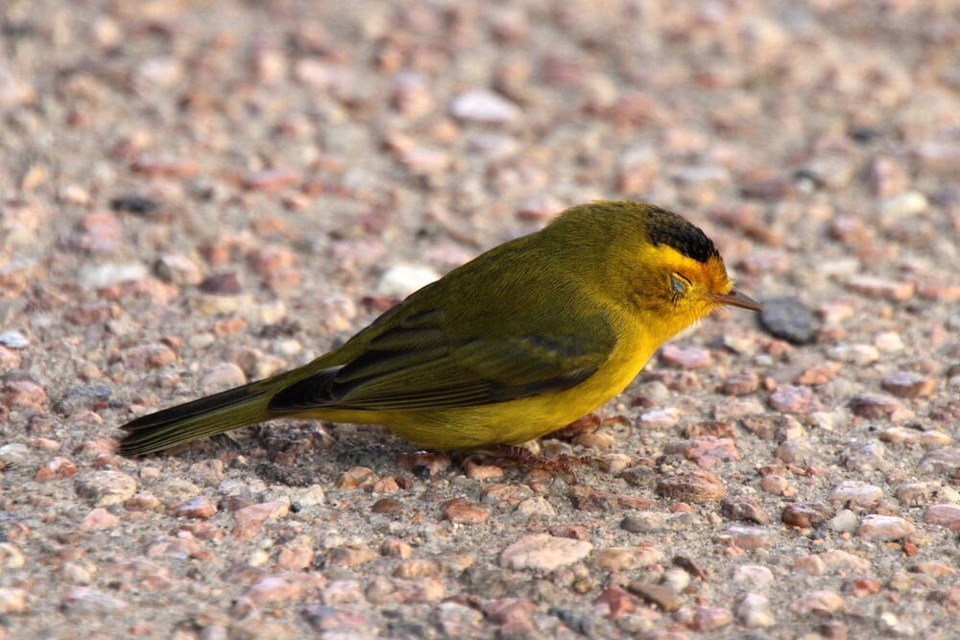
[
  {"left": 0, "top": 331, "right": 29, "bottom": 349},
  {"left": 187, "top": 333, "right": 216, "bottom": 350},
  {"left": 376, "top": 264, "right": 440, "bottom": 299},
  {"left": 273, "top": 338, "right": 303, "bottom": 356},
  {"left": 874, "top": 331, "right": 904, "bottom": 352}
]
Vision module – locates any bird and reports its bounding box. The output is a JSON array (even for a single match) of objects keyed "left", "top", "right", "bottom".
[{"left": 119, "top": 200, "right": 761, "bottom": 456}]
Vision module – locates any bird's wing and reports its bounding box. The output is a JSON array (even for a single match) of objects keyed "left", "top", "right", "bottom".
[{"left": 267, "top": 306, "right": 617, "bottom": 413}]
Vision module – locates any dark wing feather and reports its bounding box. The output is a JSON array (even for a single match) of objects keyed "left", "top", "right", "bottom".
[{"left": 268, "top": 306, "right": 615, "bottom": 414}]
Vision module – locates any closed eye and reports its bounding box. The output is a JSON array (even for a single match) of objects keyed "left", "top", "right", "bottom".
[{"left": 670, "top": 273, "right": 690, "bottom": 300}]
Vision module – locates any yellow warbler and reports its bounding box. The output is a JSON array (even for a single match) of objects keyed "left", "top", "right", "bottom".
[{"left": 120, "top": 201, "right": 760, "bottom": 455}]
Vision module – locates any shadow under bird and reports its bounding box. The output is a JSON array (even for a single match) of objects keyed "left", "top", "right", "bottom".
[{"left": 119, "top": 201, "right": 761, "bottom": 456}]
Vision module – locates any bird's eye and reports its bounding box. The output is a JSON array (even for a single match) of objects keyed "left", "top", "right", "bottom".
[{"left": 670, "top": 274, "right": 689, "bottom": 298}]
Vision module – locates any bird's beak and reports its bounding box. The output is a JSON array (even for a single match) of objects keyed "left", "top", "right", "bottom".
[{"left": 712, "top": 289, "right": 762, "bottom": 311}]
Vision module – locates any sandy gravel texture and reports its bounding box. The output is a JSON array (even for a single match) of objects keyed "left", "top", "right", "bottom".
[{"left": 2, "top": 0, "right": 960, "bottom": 638}]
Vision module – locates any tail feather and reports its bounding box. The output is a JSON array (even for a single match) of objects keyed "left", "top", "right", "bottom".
[{"left": 119, "top": 381, "right": 272, "bottom": 456}]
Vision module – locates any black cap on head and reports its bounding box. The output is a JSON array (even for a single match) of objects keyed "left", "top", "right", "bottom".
[{"left": 645, "top": 206, "right": 720, "bottom": 264}]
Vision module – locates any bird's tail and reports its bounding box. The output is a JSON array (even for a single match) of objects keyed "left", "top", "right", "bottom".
[{"left": 118, "top": 379, "right": 274, "bottom": 456}]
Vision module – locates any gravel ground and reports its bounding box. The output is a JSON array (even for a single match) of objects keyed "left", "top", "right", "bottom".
[{"left": 2, "top": 1, "right": 960, "bottom": 638}]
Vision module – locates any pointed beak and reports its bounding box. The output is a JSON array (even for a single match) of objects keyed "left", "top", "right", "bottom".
[{"left": 712, "top": 289, "right": 762, "bottom": 311}]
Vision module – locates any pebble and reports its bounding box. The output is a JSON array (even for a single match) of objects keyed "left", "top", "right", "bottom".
[
  {"left": 450, "top": 89, "right": 521, "bottom": 123},
  {"left": 79, "top": 263, "right": 149, "bottom": 289},
  {"left": 482, "top": 484, "right": 535, "bottom": 507},
  {"left": 0, "top": 443, "right": 30, "bottom": 466},
  {"left": 721, "top": 495, "right": 771, "bottom": 524},
  {"left": 515, "top": 496, "right": 556, "bottom": 517},
  {"left": 637, "top": 407, "right": 680, "bottom": 428},
  {"left": 843, "top": 442, "right": 890, "bottom": 472},
  {"left": 0, "top": 330, "right": 29, "bottom": 349},
  {"left": 733, "top": 565, "right": 774, "bottom": 587},
  {"left": 0, "top": 587, "right": 27, "bottom": 615},
  {"left": 35, "top": 456, "right": 78, "bottom": 482},
  {"left": 626, "top": 581, "right": 680, "bottom": 612},
  {"left": 713, "top": 398, "right": 765, "bottom": 421},
  {"left": 794, "top": 362, "right": 842, "bottom": 385},
  {"left": 591, "top": 546, "right": 663, "bottom": 571},
  {"left": 881, "top": 427, "right": 950, "bottom": 446},
  {"left": 923, "top": 504, "right": 960, "bottom": 531},
  {"left": 919, "top": 447, "right": 960, "bottom": 476},
  {"left": 137, "top": 56, "right": 183, "bottom": 88},
  {"left": 656, "top": 470, "right": 726, "bottom": 503},
  {"left": 845, "top": 275, "right": 915, "bottom": 302},
  {"left": 797, "top": 155, "right": 856, "bottom": 190},
  {"left": 758, "top": 296, "right": 817, "bottom": 344},
  {"left": 782, "top": 502, "right": 834, "bottom": 528},
  {"left": 63, "top": 586, "right": 129, "bottom": 613},
  {"left": 858, "top": 514, "right": 916, "bottom": 540},
  {"left": 172, "top": 496, "right": 218, "bottom": 519},
  {"left": 620, "top": 511, "right": 699, "bottom": 533},
  {"left": 436, "top": 601, "right": 484, "bottom": 636},
  {"left": 381, "top": 540, "right": 412, "bottom": 559},
  {"left": 617, "top": 145, "right": 660, "bottom": 193},
  {"left": 691, "top": 605, "right": 733, "bottom": 632},
  {"left": 881, "top": 190, "right": 928, "bottom": 219},
  {"left": 146, "top": 535, "right": 209, "bottom": 560},
  {"left": 0, "top": 543, "right": 26, "bottom": 569},
  {"left": 882, "top": 371, "right": 936, "bottom": 398},
  {"left": 593, "top": 586, "right": 638, "bottom": 619},
  {"left": 131, "top": 157, "right": 199, "bottom": 178},
  {"left": 242, "top": 168, "right": 302, "bottom": 191},
  {"left": 393, "top": 559, "right": 441, "bottom": 580},
  {"left": 867, "top": 156, "right": 909, "bottom": 197},
  {"left": 200, "top": 362, "right": 247, "bottom": 392},
  {"left": 790, "top": 590, "right": 844, "bottom": 615},
  {"left": 895, "top": 481, "right": 944, "bottom": 506},
  {"left": 668, "top": 435, "right": 739, "bottom": 468},
  {"left": 768, "top": 385, "right": 821, "bottom": 414},
  {"left": 234, "top": 500, "right": 290, "bottom": 528},
  {"left": 112, "top": 343, "right": 177, "bottom": 369},
  {"left": 406, "top": 578, "right": 447, "bottom": 603},
  {"left": 484, "top": 598, "right": 537, "bottom": 635},
  {"left": 874, "top": 331, "right": 904, "bottom": 352},
  {"left": 441, "top": 498, "right": 490, "bottom": 524},
  {"left": 736, "top": 593, "right": 775, "bottom": 628},
  {"left": 327, "top": 545, "right": 377, "bottom": 568},
  {"left": 499, "top": 534, "right": 592, "bottom": 571},
  {"left": 303, "top": 604, "right": 373, "bottom": 634},
  {"left": 720, "top": 371, "right": 759, "bottom": 395},
  {"left": 75, "top": 470, "right": 137, "bottom": 506},
  {"left": 849, "top": 392, "right": 905, "bottom": 419},
  {"left": 818, "top": 300, "right": 857, "bottom": 324},
  {"left": 82, "top": 507, "right": 120, "bottom": 530},
  {"left": 390, "top": 71, "right": 435, "bottom": 118},
  {"left": 154, "top": 254, "right": 203, "bottom": 285},
  {"left": 826, "top": 509, "right": 860, "bottom": 533},
  {"left": 237, "top": 576, "right": 301, "bottom": 612},
  {"left": 1, "top": 380, "right": 47, "bottom": 409},
  {"left": 0, "top": 587, "right": 27, "bottom": 614},
  {"left": 774, "top": 440, "right": 817, "bottom": 465},
  {"left": 375, "top": 264, "right": 440, "bottom": 298},
  {"left": 371, "top": 498, "right": 403, "bottom": 516},
  {"left": 715, "top": 525, "right": 776, "bottom": 550},
  {"left": 831, "top": 481, "right": 882, "bottom": 508},
  {"left": 336, "top": 466, "right": 377, "bottom": 490},
  {"left": 65, "top": 301, "right": 122, "bottom": 326},
  {"left": 0, "top": 344, "right": 20, "bottom": 368},
  {"left": 124, "top": 491, "right": 161, "bottom": 512},
  {"left": 662, "top": 565, "right": 692, "bottom": 591},
  {"left": 660, "top": 344, "right": 713, "bottom": 369}
]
